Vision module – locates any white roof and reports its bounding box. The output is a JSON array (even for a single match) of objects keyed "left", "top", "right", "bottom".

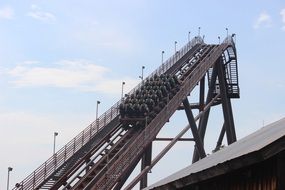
[{"left": 145, "top": 117, "right": 285, "bottom": 189}]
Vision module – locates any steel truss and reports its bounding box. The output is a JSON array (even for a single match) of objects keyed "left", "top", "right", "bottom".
[
  {"left": 13, "top": 36, "right": 239, "bottom": 190},
  {"left": 129, "top": 55, "right": 239, "bottom": 189}
]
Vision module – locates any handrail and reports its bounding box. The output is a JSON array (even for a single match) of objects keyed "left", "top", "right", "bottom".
[
  {"left": 222, "top": 35, "right": 235, "bottom": 46},
  {"left": 13, "top": 36, "right": 204, "bottom": 190}
]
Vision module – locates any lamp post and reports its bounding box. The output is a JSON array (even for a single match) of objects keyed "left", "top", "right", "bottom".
[
  {"left": 232, "top": 33, "right": 236, "bottom": 44},
  {"left": 53, "top": 132, "right": 58, "bottom": 155},
  {"left": 188, "top": 31, "right": 191, "bottom": 42},
  {"left": 7, "top": 167, "right": 12, "bottom": 190},
  {"left": 226, "top": 28, "right": 229, "bottom": 43},
  {"left": 121, "top": 81, "right": 125, "bottom": 99},
  {"left": 96, "top": 101, "right": 100, "bottom": 119},
  {"left": 174, "top": 41, "right": 177, "bottom": 53},
  {"left": 218, "top": 36, "right": 220, "bottom": 44},
  {"left": 162, "top": 51, "right": 165, "bottom": 72},
  {"left": 198, "top": 27, "right": 201, "bottom": 36},
  {"left": 96, "top": 100, "right": 101, "bottom": 129},
  {"left": 139, "top": 66, "right": 145, "bottom": 81}
]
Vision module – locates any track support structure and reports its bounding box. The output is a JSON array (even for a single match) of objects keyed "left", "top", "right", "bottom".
[{"left": 12, "top": 36, "right": 240, "bottom": 190}]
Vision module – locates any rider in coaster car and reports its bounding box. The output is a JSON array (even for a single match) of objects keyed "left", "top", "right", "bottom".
[
  {"left": 160, "top": 85, "right": 168, "bottom": 97},
  {"left": 119, "top": 103, "right": 125, "bottom": 117},
  {"left": 124, "top": 103, "right": 133, "bottom": 118},
  {"left": 146, "top": 96, "right": 155, "bottom": 110},
  {"left": 156, "top": 89, "right": 163, "bottom": 101},
  {"left": 164, "top": 81, "right": 171, "bottom": 91},
  {"left": 154, "top": 74, "right": 161, "bottom": 81},
  {"left": 133, "top": 101, "right": 140, "bottom": 117},
  {"left": 140, "top": 103, "right": 149, "bottom": 117},
  {"left": 148, "top": 111, "right": 157, "bottom": 123},
  {"left": 151, "top": 93, "right": 159, "bottom": 106},
  {"left": 135, "top": 89, "right": 140, "bottom": 96}
]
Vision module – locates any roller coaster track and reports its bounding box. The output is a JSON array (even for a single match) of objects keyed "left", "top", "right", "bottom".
[{"left": 13, "top": 36, "right": 239, "bottom": 190}]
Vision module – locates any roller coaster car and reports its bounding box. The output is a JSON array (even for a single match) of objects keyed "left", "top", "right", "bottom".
[
  {"left": 120, "top": 116, "right": 146, "bottom": 124},
  {"left": 119, "top": 74, "right": 181, "bottom": 126},
  {"left": 120, "top": 116, "right": 148, "bottom": 129}
]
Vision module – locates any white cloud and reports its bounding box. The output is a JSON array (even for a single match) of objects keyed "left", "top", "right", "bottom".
[
  {"left": 8, "top": 60, "right": 107, "bottom": 88},
  {"left": 0, "top": 6, "right": 14, "bottom": 19},
  {"left": 27, "top": 4, "right": 56, "bottom": 22},
  {"left": 281, "top": 8, "right": 285, "bottom": 31},
  {"left": 21, "top": 60, "right": 40, "bottom": 65},
  {"left": 69, "top": 19, "right": 136, "bottom": 53},
  {"left": 7, "top": 60, "right": 139, "bottom": 94},
  {"left": 253, "top": 12, "right": 272, "bottom": 29}
]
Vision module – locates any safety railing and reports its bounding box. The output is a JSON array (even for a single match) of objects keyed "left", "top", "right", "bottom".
[
  {"left": 222, "top": 35, "right": 235, "bottom": 46},
  {"left": 13, "top": 36, "right": 204, "bottom": 190},
  {"left": 220, "top": 36, "right": 239, "bottom": 97}
]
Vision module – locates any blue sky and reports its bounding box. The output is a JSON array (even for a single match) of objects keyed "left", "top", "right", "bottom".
[{"left": 0, "top": 0, "right": 285, "bottom": 189}]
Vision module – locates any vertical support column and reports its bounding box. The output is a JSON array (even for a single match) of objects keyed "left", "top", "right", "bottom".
[
  {"left": 217, "top": 57, "right": 237, "bottom": 144},
  {"left": 199, "top": 76, "right": 205, "bottom": 112},
  {"left": 192, "top": 65, "right": 218, "bottom": 163},
  {"left": 198, "top": 66, "right": 218, "bottom": 139},
  {"left": 227, "top": 96, "right": 237, "bottom": 140},
  {"left": 140, "top": 143, "right": 152, "bottom": 189},
  {"left": 183, "top": 98, "right": 206, "bottom": 159},
  {"left": 214, "top": 123, "right": 225, "bottom": 151}
]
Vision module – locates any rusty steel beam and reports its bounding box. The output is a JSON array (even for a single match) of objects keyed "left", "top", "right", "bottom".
[
  {"left": 217, "top": 58, "right": 237, "bottom": 144},
  {"left": 177, "top": 101, "right": 221, "bottom": 110},
  {"left": 123, "top": 93, "right": 221, "bottom": 190},
  {"left": 215, "top": 123, "right": 226, "bottom": 150},
  {"left": 140, "top": 143, "right": 152, "bottom": 189},
  {"left": 199, "top": 76, "right": 205, "bottom": 112},
  {"left": 177, "top": 103, "right": 200, "bottom": 110},
  {"left": 192, "top": 64, "right": 218, "bottom": 163},
  {"left": 155, "top": 138, "right": 194, "bottom": 141},
  {"left": 183, "top": 98, "right": 206, "bottom": 159}
]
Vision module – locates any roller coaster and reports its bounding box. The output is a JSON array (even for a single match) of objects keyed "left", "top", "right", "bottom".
[{"left": 13, "top": 35, "right": 240, "bottom": 190}]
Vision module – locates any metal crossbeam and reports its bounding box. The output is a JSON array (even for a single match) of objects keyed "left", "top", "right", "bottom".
[
  {"left": 155, "top": 138, "right": 194, "bottom": 141},
  {"left": 124, "top": 93, "right": 221, "bottom": 190},
  {"left": 183, "top": 98, "right": 206, "bottom": 159},
  {"left": 192, "top": 64, "right": 218, "bottom": 163}
]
